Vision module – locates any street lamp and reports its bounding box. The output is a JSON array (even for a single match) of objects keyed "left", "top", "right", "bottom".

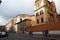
[{"left": 0, "top": 0, "right": 2, "bottom": 4}]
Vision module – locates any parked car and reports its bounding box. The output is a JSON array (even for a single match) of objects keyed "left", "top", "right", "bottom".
[{"left": 0, "top": 31, "right": 8, "bottom": 37}]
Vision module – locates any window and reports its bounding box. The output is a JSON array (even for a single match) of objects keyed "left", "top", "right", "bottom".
[
  {"left": 40, "top": 10, "right": 43, "bottom": 15},
  {"left": 38, "top": 3, "right": 39, "bottom": 7},
  {"left": 37, "top": 19, "right": 39, "bottom": 24},
  {"left": 50, "top": 13, "right": 53, "bottom": 17},
  {"left": 20, "top": 18, "right": 22, "bottom": 22},
  {"left": 41, "top": 18, "right": 44, "bottom": 23},
  {"left": 36, "top": 12, "right": 39, "bottom": 16}
]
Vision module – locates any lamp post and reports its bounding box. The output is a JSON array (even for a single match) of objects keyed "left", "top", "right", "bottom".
[{"left": 0, "top": 0, "right": 2, "bottom": 4}]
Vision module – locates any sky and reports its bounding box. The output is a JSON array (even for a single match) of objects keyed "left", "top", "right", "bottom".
[{"left": 0, "top": 0, "right": 60, "bottom": 25}]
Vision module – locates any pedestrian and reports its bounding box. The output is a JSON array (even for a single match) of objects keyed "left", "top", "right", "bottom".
[
  {"left": 42, "top": 30, "right": 45, "bottom": 36},
  {"left": 45, "top": 30, "right": 48, "bottom": 37}
]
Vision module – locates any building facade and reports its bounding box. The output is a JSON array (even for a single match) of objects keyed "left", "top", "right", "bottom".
[
  {"left": 14, "top": 14, "right": 36, "bottom": 32},
  {"left": 14, "top": 14, "right": 31, "bottom": 32},
  {"left": 26, "top": 21, "right": 60, "bottom": 34},
  {"left": 26, "top": 0, "right": 60, "bottom": 34},
  {"left": 16, "top": 19, "right": 31, "bottom": 33},
  {"left": 34, "top": 0, "right": 57, "bottom": 25},
  {"left": 16, "top": 14, "right": 31, "bottom": 23},
  {"left": 5, "top": 14, "right": 36, "bottom": 32},
  {"left": 30, "top": 15, "right": 36, "bottom": 26},
  {"left": 5, "top": 19, "right": 14, "bottom": 32}
]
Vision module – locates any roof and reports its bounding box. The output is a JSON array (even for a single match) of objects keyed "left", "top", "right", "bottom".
[
  {"left": 16, "top": 19, "right": 31, "bottom": 24},
  {"left": 30, "top": 15, "right": 35, "bottom": 17},
  {"left": 16, "top": 14, "right": 30, "bottom": 17}
]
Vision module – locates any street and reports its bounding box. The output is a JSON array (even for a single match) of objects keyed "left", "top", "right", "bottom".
[{"left": 0, "top": 33, "right": 60, "bottom": 40}]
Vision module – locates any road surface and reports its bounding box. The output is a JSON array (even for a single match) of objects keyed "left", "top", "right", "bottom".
[{"left": 0, "top": 33, "right": 60, "bottom": 40}]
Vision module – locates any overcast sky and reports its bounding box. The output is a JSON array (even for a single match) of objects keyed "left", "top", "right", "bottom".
[{"left": 0, "top": 0, "right": 60, "bottom": 25}]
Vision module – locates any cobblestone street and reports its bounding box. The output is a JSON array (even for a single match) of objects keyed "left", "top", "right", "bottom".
[
  {"left": 0, "top": 33, "right": 60, "bottom": 40},
  {"left": 0, "top": 33, "right": 44, "bottom": 40}
]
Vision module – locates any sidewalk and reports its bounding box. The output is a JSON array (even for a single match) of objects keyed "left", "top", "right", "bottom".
[
  {"left": 20, "top": 34, "right": 60, "bottom": 40},
  {"left": 32, "top": 34, "right": 60, "bottom": 40}
]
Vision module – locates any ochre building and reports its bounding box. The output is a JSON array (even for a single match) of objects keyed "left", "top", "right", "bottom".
[{"left": 34, "top": 0, "right": 57, "bottom": 25}]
